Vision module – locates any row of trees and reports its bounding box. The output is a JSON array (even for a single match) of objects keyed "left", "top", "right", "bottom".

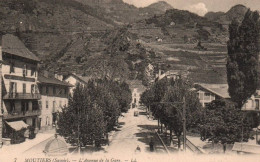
[
  {"left": 140, "top": 77, "right": 202, "bottom": 149},
  {"left": 57, "top": 78, "right": 132, "bottom": 148},
  {"left": 140, "top": 76, "right": 254, "bottom": 150}
]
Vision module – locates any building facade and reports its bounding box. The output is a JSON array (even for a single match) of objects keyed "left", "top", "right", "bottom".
[
  {"left": 38, "top": 75, "right": 72, "bottom": 131},
  {"left": 242, "top": 90, "right": 260, "bottom": 111},
  {"left": 64, "top": 73, "right": 91, "bottom": 94},
  {"left": 1, "top": 34, "right": 41, "bottom": 142},
  {"left": 194, "top": 83, "right": 230, "bottom": 107},
  {"left": 131, "top": 88, "right": 140, "bottom": 108}
]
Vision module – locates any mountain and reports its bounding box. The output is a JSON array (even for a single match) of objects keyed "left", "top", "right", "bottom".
[
  {"left": 140, "top": 1, "right": 173, "bottom": 14},
  {"left": 205, "top": 12, "right": 225, "bottom": 21},
  {"left": 0, "top": 0, "right": 231, "bottom": 84},
  {"left": 130, "top": 8, "right": 227, "bottom": 44},
  {"left": 74, "top": 0, "right": 173, "bottom": 24},
  {"left": 205, "top": 4, "right": 248, "bottom": 24}
]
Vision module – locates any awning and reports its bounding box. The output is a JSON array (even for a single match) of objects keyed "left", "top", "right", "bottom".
[{"left": 6, "top": 121, "right": 29, "bottom": 131}]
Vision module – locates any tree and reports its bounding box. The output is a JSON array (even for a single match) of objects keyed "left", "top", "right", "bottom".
[
  {"left": 162, "top": 78, "right": 202, "bottom": 149},
  {"left": 227, "top": 9, "right": 260, "bottom": 109},
  {"left": 199, "top": 99, "right": 251, "bottom": 152},
  {"left": 57, "top": 83, "right": 107, "bottom": 148}
]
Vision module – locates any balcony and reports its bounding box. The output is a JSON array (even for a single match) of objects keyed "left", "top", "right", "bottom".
[
  {"left": 3, "top": 110, "right": 41, "bottom": 119},
  {"left": 3, "top": 93, "right": 41, "bottom": 100}
]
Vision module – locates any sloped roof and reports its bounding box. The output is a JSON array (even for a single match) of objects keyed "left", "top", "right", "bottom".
[
  {"left": 64, "top": 73, "right": 92, "bottom": 84},
  {"left": 2, "top": 34, "right": 40, "bottom": 62},
  {"left": 195, "top": 83, "right": 230, "bottom": 99},
  {"left": 38, "top": 75, "right": 73, "bottom": 87}
]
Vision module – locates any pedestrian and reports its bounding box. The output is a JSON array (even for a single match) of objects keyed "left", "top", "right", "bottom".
[
  {"left": 136, "top": 145, "right": 141, "bottom": 152},
  {"left": 149, "top": 139, "right": 154, "bottom": 152},
  {"left": 106, "top": 133, "right": 109, "bottom": 146},
  {"left": 223, "top": 142, "right": 227, "bottom": 153}
]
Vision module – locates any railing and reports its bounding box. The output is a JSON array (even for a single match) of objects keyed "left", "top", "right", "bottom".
[
  {"left": 3, "top": 93, "right": 41, "bottom": 99},
  {"left": 3, "top": 110, "right": 41, "bottom": 119},
  {"left": 186, "top": 138, "right": 205, "bottom": 154}
]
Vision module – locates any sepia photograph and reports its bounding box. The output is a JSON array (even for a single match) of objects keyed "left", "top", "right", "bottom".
[{"left": 0, "top": 0, "right": 260, "bottom": 161}]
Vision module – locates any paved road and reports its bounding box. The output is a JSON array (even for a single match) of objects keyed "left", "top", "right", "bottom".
[
  {"left": 105, "top": 107, "right": 168, "bottom": 156},
  {"left": 23, "top": 107, "right": 167, "bottom": 157}
]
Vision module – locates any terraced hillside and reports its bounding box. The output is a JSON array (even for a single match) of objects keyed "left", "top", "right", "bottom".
[{"left": 0, "top": 1, "right": 248, "bottom": 84}]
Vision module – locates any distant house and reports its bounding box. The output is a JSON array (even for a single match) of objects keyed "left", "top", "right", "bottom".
[
  {"left": 242, "top": 90, "right": 260, "bottom": 112},
  {"left": 126, "top": 80, "right": 146, "bottom": 108},
  {"left": 131, "top": 88, "right": 140, "bottom": 108},
  {"left": 194, "top": 83, "right": 230, "bottom": 107},
  {"left": 63, "top": 73, "right": 92, "bottom": 94},
  {"left": 156, "top": 70, "right": 188, "bottom": 81}
]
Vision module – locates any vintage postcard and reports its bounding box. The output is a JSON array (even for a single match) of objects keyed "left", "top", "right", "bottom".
[{"left": 0, "top": 0, "right": 260, "bottom": 162}]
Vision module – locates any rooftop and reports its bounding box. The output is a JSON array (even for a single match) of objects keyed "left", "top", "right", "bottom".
[
  {"left": 2, "top": 34, "right": 40, "bottom": 62},
  {"left": 65, "top": 73, "right": 92, "bottom": 84},
  {"left": 38, "top": 75, "right": 73, "bottom": 87},
  {"left": 195, "top": 83, "right": 230, "bottom": 98}
]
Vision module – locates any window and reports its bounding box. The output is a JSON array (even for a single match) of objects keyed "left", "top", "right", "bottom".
[
  {"left": 46, "top": 86, "right": 49, "bottom": 95},
  {"left": 46, "top": 116, "right": 49, "bottom": 126},
  {"left": 64, "top": 88, "right": 68, "bottom": 95},
  {"left": 31, "top": 67, "right": 36, "bottom": 76},
  {"left": 10, "top": 61, "right": 15, "bottom": 73},
  {"left": 32, "top": 101, "right": 38, "bottom": 111},
  {"left": 23, "top": 65, "right": 27, "bottom": 77},
  {"left": 23, "top": 83, "right": 26, "bottom": 94},
  {"left": 205, "top": 93, "right": 211, "bottom": 97},
  {"left": 53, "top": 101, "right": 56, "bottom": 111},
  {"left": 256, "top": 100, "right": 259, "bottom": 110},
  {"left": 10, "top": 101, "right": 15, "bottom": 112},
  {"left": 10, "top": 82, "right": 17, "bottom": 96},
  {"left": 31, "top": 84, "right": 35, "bottom": 94},
  {"left": 46, "top": 101, "right": 49, "bottom": 109},
  {"left": 39, "top": 85, "right": 42, "bottom": 94},
  {"left": 38, "top": 101, "right": 42, "bottom": 110},
  {"left": 53, "top": 87, "right": 56, "bottom": 95},
  {"left": 22, "top": 101, "right": 29, "bottom": 112}
]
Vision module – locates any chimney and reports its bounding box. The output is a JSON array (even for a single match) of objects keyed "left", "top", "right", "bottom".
[{"left": 0, "top": 33, "right": 3, "bottom": 148}]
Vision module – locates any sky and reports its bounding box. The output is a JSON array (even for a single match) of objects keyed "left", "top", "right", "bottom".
[{"left": 123, "top": 0, "right": 260, "bottom": 16}]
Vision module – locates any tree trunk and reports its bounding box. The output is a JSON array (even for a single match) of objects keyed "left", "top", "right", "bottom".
[
  {"left": 177, "top": 135, "right": 181, "bottom": 150},
  {"left": 170, "top": 129, "right": 172, "bottom": 146},
  {"left": 160, "top": 123, "right": 163, "bottom": 134},
  {"left": 158, "top": 119, "right": 160, "bottom": 133}
]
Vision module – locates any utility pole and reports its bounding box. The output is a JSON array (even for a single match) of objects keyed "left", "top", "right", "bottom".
[
  {"left": 78, "top": 103, "right": 80, "bottom": 154},
  {"left": 183, "top": 96, "right": 186, "bottom": 151}
]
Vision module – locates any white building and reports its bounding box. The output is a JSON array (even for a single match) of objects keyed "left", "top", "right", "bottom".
[
  {"left": 194, "top": 83, "right": 230, "bottom": 107},
  {"left": 64, "top": 73, "right": 91, "bottom": 94},
  {"left": 1, "top": 34, "right": 41, "bottom": 143},
  {"left": 242, "top": 90, "right": 260, "bottom": 111},
  {"left": 131, "top": 88, "right": 140, "bottom": 108},
  {"left": 38, "top": 74, "right": 72, "bottom": 131}
]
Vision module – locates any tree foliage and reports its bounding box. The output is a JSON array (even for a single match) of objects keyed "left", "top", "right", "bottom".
[
  {"left": 227, "top": 9, "right": 260, "bottom": 108},
  {"left": 199, "top": 99, "right": 251, "bottom": 144},
  {"left": 58, "top": 78, "right": 132, "bottom": 148},
  {"left": 140, "top": 77, "right": 202, "bottom": 148}
]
